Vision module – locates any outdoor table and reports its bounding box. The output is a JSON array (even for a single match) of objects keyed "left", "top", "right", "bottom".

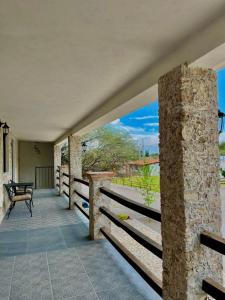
[{"left": 9, "top": 182, "right": 33, "bottom": 193}]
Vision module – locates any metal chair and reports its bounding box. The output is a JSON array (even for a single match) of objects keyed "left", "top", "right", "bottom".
[
  {"left": 4, "top": 184, "right": 33, "bottom": 218},
  {"left": 9, "top": 180, "right": 34, "bottom": 207}
]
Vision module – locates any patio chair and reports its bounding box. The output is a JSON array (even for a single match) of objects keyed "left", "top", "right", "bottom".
[
  {"left": 10, "top": 180, "right": 34, "bottom": 207},
  {"left": 4, "top": 184, "right": 33, "bottom": 218}
]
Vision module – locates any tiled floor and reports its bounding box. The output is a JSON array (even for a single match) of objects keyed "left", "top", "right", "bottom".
[{"left": 0, "top": 189, "right": 160, "bottom": 300}]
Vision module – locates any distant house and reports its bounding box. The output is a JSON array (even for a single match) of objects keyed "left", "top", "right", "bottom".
[{"left": 122, "top": 157, "right": 160, "bottom": 176}]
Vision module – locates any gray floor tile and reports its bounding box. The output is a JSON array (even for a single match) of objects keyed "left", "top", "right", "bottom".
[
  {"left": 0, "top": 241, "right": 28, "bottom": 256},
  {"left": 97, "top": 286, "right": 148, "bottom": 300},
  {"left": 0, "top": 283, "right": 11, "bottom": 300},
  {"left": 0, "top": 189, "right": 158, "bottom": 300},
  {"left": 75, "top": 292, "right": 98, "bottom": 300},
  {"left": 47, "top": 248, "right": 78, "bottom": 265},
  {"left": 10, "top": 283, "right": 53, "bottom": 300},
  {"left": 48, "top": 260, "right": 85, "bottom": 280},
  {"left": 87, "top": 268, "right": 131, "bottom": 292},
  {"left": 0, "top": 230, "right": 28, "bottom": 243},
  {"left": 51, "top": 273, "right": 94, "bottom": 299}
]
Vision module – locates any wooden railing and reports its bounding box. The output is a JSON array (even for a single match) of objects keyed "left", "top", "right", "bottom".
[
  {"left": 100, "top": 187, "right": 161, "bottom": 221},
  {"left": 74, "top": 190, "right": 89, "bottom": 203},
  {"left": 72, "top": 177, "right": 90, "bottom": 218},
  {"left": 61, "top": 174, "right": 89, "bottom": 218},
  {"left": 200, "top": 231, "right": 225, "bottom": 299},
  {"left": 99, "top": 206, "right": 162, "bottom": 258},
  {"left": 100, "top": 227, "right": 162, "bottom": 296},
  {"left": 55, "top": 170, "right": 225, "bottom": 299},
  {"left": 56, "top": 173, "right": 163, "bottom": 295},
  {"left": 99, "top": 186, "right": 162, "bottom": 296},
  {"left": 55, "top": 167, "right": 60, "bottom": 191},
  {"left": 62, "top": 172, "right": 70, "bottom": 198}
]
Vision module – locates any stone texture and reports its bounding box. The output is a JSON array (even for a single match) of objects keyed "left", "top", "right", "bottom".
[
  {"left": 59, "top": 165, "right": 68, "bottom": 197},
  {"left": 0, "top": 128, "right": 3, "bottom": 222},
  {"left": 68, "top": 135, "right": 82, "bottom": 210},
  {"left": 0, "top": 130, "right": 17, "bottom": 222},
  {"left": 158, "top": 64, "right": 222, "bottom": 299},
  {"left": 87, "top": 172, "right": 114, "bottom": 240},
  {"left": 54, "top": 144, "right": 61, "bottom": 190}
]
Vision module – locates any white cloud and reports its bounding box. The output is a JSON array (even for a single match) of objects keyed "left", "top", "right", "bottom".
[
  {"left": 130, "top": 115, "right": 158, "bottom": 120},
  {"left": 110, "top": 118, "right": 121, "bottom": 125},
  {"left": 131, "top": 133, "right": 159, "bottom": 146},
  {"left": 110, "top": 118, "right": 145, "bottom": 134},
  {"left": 144, "top": 122, "right": 159, "bottom": 127},
  {"left": 120, "top": 125, "right": 145, "bottom": 133}
]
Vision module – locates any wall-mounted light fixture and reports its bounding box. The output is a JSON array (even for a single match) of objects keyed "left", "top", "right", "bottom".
[
  {"left": 81, "top": 141, "right": 88, "bottom": 153},
  {"left": 218, "top": 110, "right": 225, "bottom": 134},
  {"left": 0, "top": 121, "right": 10, "bottom": 172},
  {"left": 0, "top": 121, "right": 10, "bottom": 136},
  {"left": 81, "top": 135, "right": 99, "bottom": 153},
  {"left": 2, "top": 123, "right": 9, "bottom": 136}
]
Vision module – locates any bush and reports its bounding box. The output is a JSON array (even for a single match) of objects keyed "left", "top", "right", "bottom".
[{"left": 221, "top": 169, "right": 225, "bottom": 178}]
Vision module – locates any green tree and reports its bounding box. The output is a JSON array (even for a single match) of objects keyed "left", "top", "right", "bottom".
[
  {"left": 221, "top": 168, "right": 225, "bottom": 178},
  {"left": 219, "top": 142, "right": 225, "bottom": 156},
  {"left": 60, "top": 126, "right": 139, "bottom": 174},
  {"left": 138, "top": 164, "right": 156, "bottom": 206},
  {"left": 61, "top": 143, "right": 69, "bottom": 165},
  {"left": 82, "top": 126, "right": 139, "bottom": 174}
]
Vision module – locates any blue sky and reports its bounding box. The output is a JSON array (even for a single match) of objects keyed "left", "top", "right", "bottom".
[{"left": 110, "top": 68, "right": 225, "bottom": 153}]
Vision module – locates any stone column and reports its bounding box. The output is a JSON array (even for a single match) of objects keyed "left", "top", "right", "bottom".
[
  {"left": 54, "top": 144, "right": 61, "bottom": 190},
  {"left": 0, "top": 128, "right": 3, "bottom": 222},
  {"left": 158, "top": 64, "right": 222, "bottom": 299},
  {"left": 57, "top": 166, "right": 63, "bottom": 196},
  {"left": 86, "top": 172, "right": 114, "bottom": 240},
  {"left": 68, "top": 135, "right": 82, "bottom": 210}
]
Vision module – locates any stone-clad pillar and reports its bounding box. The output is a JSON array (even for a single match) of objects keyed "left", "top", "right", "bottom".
[
  {"left": 54, "top": 144, "right": 61, "bottom": 191},
  {"left": 68, "top": 135, "right": 82, "bottom": 210},
  {"left": 86, "top": 172, "right": 114, "bottom": 240},
  {"left": 158, "top": 64, "right": 222, "bottom": 299},
  {"left": 58, "top": 166, "right": 64, "bottom": 196},
  {"left": 0, "top": 128, "right": 3, "bottom": 221}
]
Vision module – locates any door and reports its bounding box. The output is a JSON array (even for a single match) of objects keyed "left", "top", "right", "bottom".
[{"left": 35, "top": 166, "right": 54, "bottom": 188}]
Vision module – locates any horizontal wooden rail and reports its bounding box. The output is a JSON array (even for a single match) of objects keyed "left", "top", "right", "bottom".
[
  {"left": 202, "top": 278, "right": 225, "bottom": 299},
  {"left": 75, "top": 202, "right": 89, "bottom": 219},
  {"left": 100, "top": 227, "right": 162, "bottom": 296},
  {"left": 74, "top": 178, "right": 89, "bottom": 186},
  {"left": 74, "top": 190, "right": 89, "bottom": 203},
  {"left": 200, "top": 231, "right": 225, "bottom": 255},
  {"left": 63, "top": 173, "right": 69, "bottom": 177},
  {"left": 63, "top": 181, "right": 69, "bottom": 188},
  {"left": 63, "top": 190, "right": 89, "bottom": 218},
  {"left": 100, "top": 187, "right": 161, "bottom": 222},
  {"left": 100, "top": 206, "right": 162, "bottom": 258},
  {"left": 63, "top": 191, "right": 69, "bottom": 198}
]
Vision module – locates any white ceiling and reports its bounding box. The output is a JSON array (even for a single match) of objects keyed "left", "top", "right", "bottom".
[{"left": 0, "top": 0, "right": 225, "bottom": 142}]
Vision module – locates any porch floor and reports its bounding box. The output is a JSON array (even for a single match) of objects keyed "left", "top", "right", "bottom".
[{"left": 0, "top": 189, "right": 159, "bottom": 300}]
